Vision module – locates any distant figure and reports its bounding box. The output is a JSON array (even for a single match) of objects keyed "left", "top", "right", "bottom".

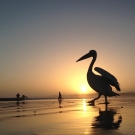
[
  {"left": 76, "top": 50, "right": 121, "bottom": 105},
  {"left": 22, "top": 95, "right": 26, "bottom": 99},
  {"left": 16, "top": 93, "right": 20, "bottom": 99},
  {"left": 58, "top": 92, "right": 62, "bottom": 100},
  {"left": 58, "top": 92, "right": 63, "bottom": 106}
]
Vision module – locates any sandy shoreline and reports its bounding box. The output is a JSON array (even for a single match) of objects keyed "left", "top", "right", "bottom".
[{"left": 0, "top": 96, "right": 135, "bottom": 135}]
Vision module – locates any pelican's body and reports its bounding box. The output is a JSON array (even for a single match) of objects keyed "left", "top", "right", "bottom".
[{"left": 76, "top": 50, "right": 120, "bottom": 104}]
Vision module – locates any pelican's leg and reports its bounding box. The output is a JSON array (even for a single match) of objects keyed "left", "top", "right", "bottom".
[
  {"left": 87, "top": 93, "right": 101, "bottom": 104},
  {"left": 104, "top": 96, "right": 109, "bottom": 104}
]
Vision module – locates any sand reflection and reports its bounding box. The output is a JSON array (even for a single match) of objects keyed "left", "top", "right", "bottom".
[
  {"left": 92, "top": 104, "right": 122, "bottom": 130},
  {"left": 0, "top": 99, "right": 127, "bottom": 135}
]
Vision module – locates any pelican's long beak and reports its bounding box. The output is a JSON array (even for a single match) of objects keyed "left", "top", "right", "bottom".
[{"left": 76, "top": 52, "right": 91, "bottom": 62}]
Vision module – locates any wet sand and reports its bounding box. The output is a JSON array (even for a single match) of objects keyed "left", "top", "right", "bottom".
[{"left": 0, "top": 95, "right": 135, "bottom": 135}]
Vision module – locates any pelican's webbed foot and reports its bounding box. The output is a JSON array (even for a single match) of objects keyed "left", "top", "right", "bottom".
[
  {"left": 87, "top": 100, "right": 95, "bottom": 106},
  {"left": 105, "top": 101, "right": 110, "bottom": 104}
]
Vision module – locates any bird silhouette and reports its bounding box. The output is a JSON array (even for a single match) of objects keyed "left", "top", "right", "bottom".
[{"left": 76, "top": 50, "right": 120, "bottom": 105}]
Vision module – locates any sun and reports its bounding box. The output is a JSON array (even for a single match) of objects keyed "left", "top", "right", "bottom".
[{"left": 81, "top": 85, "right": 87, "bottom": 93}]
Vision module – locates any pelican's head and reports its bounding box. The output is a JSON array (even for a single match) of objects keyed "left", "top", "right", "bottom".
[{"left": 76, "top": 50, "right": 97, "bottom": 62}]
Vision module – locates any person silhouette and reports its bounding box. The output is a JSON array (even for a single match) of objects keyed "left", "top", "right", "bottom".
[
  {"left": 16, "top": 93, "right": 20, "bottom": 99},
  {"left": 58, "top": 92, "right": 63, "bottom": 107},
  {"left": 22, "top": 95, "right": 26, "bottom": 99}
]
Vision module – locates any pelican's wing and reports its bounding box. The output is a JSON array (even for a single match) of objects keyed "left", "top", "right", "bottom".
[{"left": 94, "top": 67, "right": 120, "bottom": 91}]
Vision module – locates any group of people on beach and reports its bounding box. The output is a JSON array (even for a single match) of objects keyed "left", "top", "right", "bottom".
[{"left": 16, "top": 93, "right": 27, "bottom": 99}]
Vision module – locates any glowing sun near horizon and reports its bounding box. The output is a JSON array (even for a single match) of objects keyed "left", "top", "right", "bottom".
[{"left": 80, "top": 85, "right": 87, "bottom": 93}]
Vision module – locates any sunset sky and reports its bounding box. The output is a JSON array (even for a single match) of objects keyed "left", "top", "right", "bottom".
[{"left": 0, "top": 0, "right": 135, "bottom": 98}]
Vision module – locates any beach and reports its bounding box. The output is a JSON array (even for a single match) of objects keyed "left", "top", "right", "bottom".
[{"left": 0, "top": 94, "right": 135, "bottom": 135}]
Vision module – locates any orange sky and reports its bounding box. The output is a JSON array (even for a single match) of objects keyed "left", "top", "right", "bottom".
[{"left": 0, "top": 1, "right": 135, "bottom": 98}]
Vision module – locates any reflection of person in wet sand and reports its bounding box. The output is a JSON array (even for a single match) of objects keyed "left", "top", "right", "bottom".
[
  {"left": 58, "top": 92, "right": 63, "bottom": 107},
  {"left": 92, "top": 104, "right": 122, "bottom": 129}
]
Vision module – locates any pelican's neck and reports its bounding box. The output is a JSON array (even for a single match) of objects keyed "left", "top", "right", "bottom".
[{"left": 88, "top": 54, "right": 97, "bottom": 73}]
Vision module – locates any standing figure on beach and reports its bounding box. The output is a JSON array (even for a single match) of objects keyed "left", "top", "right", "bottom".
[
  {"left": 16, "top": 93, "right": 20, "bottom": 99},
  {"left": 58, "top": 92, "right": 63, "bottom": 106},
  {"left": 22, "top": 95, "right": 26, "bottom": 99}
]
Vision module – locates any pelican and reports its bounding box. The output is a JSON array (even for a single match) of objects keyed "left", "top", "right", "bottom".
[{"left": 76, "top": 50, "right": 120, "bottom": 104}]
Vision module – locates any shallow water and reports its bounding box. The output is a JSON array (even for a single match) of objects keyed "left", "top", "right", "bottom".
[{"left": 0, "top": 95, "right": 135, "bottom": 135}]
